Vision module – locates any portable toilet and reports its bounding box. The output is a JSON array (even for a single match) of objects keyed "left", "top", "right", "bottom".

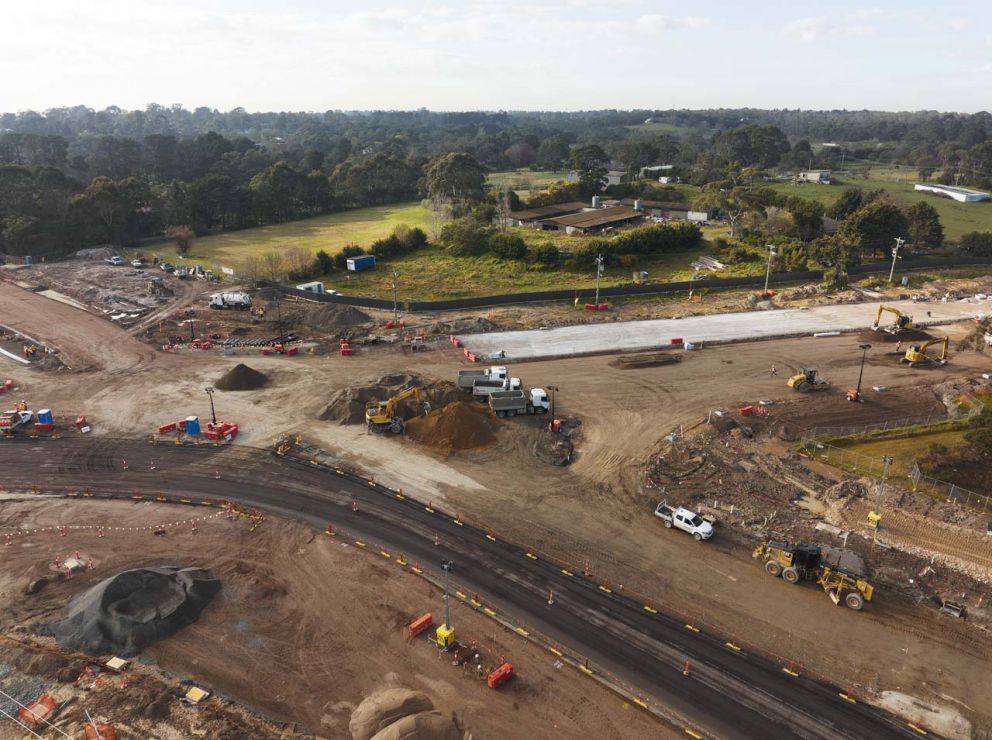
[
  {"left": 37, "top": 409, "right": 54, "bottom": 424},
  {"left": 185, "top": 416, "right": 201, "bottom": 436}
]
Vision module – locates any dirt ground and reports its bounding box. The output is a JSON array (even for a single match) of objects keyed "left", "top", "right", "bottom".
[
  {"left": 0, "top": 498, "right": 670, "bottom": 739},
  {"left": 4, "top": 274, "right": 992, "bottom": 735}
]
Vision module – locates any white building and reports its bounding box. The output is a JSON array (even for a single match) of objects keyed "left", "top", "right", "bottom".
[
  {"left": 914, "top": 183, "right": 991, "bottom": 203},
  {"left": 797, "top": 170, "right": 832, "bottom": 184}
]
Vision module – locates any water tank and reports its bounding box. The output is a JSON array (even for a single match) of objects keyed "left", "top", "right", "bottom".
[{"left": 591, "top": 195, "right": 601, "bottom": 208}]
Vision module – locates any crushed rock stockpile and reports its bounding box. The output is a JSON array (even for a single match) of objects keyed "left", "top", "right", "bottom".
[
  {"left": 41, "top": 566, "right": 220, "bottom": 656},
  {"left": 292, "top": 303, "right": 372, "bottom": 330},
  {"left": 349, "top": 688, "right": 462, "bottom": 740},
  {"left": 322, "top": 374, "right": 462, "bottom": 425},
  {"left": 405, "top": 401, "right": 500, "bottom": 451},
  {"left": 215, "top": 363, "right": 269, "bottom": 391}
]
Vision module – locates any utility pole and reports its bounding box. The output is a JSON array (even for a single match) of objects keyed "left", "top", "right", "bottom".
[
  {"left": 594, "top": 254, "right": 604, "bottom": 305},
  {"left": 763, "top": 244, "right": 776, "bottom": 297},
  {"left": 204, "top": 386, "right": 217, "bottom": 425},
  {"left": 888, "top": 237, "right": 905, "bottom": 283},
  {"left": 391, "top": 269, "right": 399, "bottom": 323},
  {"left": 854, "top": 343, "right": 871, "bottom": 401}
]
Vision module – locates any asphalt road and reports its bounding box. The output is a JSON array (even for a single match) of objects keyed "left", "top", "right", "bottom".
[
  {"left": 458, "top": 298, "right": 981, "bottom": 360},
  {"left": 2, "top": 437, "right": 922, "bottom": 740}
]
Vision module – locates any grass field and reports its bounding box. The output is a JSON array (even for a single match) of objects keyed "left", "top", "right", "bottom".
[
  {"left": 157, "top": 202, "right": 429, "bottom": 269},
  {"left": 487, "top": 170, "right": 568, "bottom": 195},
  {"left": 829, "top": 427, "right": 969, "bottom": 478},
  {"left": 765, "top": 175, "right": 992, "bottom": 240}
]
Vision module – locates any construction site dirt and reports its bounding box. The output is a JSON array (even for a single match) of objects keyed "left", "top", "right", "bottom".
[
  {"left": 3, "top": 274, "right": 992, "bottom": 737},
  {"left": 0, "top": 498, "right": 669, "bottom": 740}
]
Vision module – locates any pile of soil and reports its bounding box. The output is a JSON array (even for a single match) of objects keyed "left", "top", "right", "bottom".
[
  {"left": 406, "top": 401, "right": 500, "bottom": 451},
  {"left": 857, "top": 327, "right": 932, "bottom": 343},
  {"left": 41, "top": 566, "right": 220, "bottom": 656},
  {"left": 428, "top": 316, "right": 500, "bottom": 335},
  {"left": 321, "top": 374, "right": 461, "bottom": 425},
  {"left": 609, "top": 352, "right": 682, "bottom": 370},
  {"left": 215, "top": 363, "right": 269, "bottom": 391},
  {"left": 291, "top": 303, "right": 372, "bottom": 330},
  {"left": 349, "top": 688, "right": 461, "bottom": 740}
]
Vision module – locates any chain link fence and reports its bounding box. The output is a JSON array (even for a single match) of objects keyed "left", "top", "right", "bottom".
[
  {"left": 909, "top": 461, "right": 991, "bottom": 514},
  {"left": 799, "top": 439, "right": 900, "bottom": 479}
]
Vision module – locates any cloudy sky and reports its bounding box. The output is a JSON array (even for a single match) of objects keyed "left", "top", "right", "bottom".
[{"left": 3, "top": 0, "right": 991, "bottom": 113}]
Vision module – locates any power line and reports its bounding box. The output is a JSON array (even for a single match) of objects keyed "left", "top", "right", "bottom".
[
  {"left": 0, "top": 688, "right": 73, "bottom": 739},
  {"left": 0, "top": 705, "right": 46, "bottom": 740}
]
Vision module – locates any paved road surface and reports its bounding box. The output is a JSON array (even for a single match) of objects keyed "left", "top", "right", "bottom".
[
  {"left": 0, "top": 438, "right": 921, "bottom": 740},
  {"left": 459, "top": 298, "right": 984, "bottom": 360}
]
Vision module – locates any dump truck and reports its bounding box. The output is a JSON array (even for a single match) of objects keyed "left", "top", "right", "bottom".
[
  {"left": 653, "top": 502, "right": 714, "bottom": 541},
  {"left": 208, "top": 292, "right": 252, "bottom": 310},
  {"left": 752, "top": 540, "right": 873, "bottom": 610},
  {"left": 457, "top": 366, "right": 509, "bottom": 390},
  {"left": 470, "top": 377, "right": 521, "bottom": 399},
  {"left": 787, "top": 367, "right": 829, "bottom": 393},
  {"left": 488, "top": 389, "right": 550, "bottom": 418}
]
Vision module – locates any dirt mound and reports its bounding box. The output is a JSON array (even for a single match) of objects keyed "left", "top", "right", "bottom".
[
  {"left": 350, "top": 688, "right": 434, "bottom": 740},
  {"left": 292, "top": 302, "right": 372, "bottom": 330},
  {"left": 823, "top": 479, "right": 868, "bottom": 501},
  {"left": 609, "top": 352, "right": 682, "bottom": 370},
  {"left": 533, "top": 416, "right": 581, "bottom": 466},
  {"left": 215, "top": 363, "right": 269, "bottom": 391},
  {"left": 857, "top": 327, "right": 932, "bottom": 343},
  {"left": 371, "top": 711, "right": 463, "bottom": 740},
  {"left": 428, "top": 316, "right": 500, "bottom": 335},
  {"left": 73, "top": 246, "right": 113, "bottom": 261},
  {"left": 406, "top": 401, "right": 499, "bottom": 451},
  {"left": 40, "top": 566, "right": 220, "bottom": 656},
  {"left": 322, "top": 375, "right": 461, "bottom": 425}
]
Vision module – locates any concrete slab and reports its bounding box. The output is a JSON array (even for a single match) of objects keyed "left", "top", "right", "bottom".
[{"left": 459, "top": 299, "right": 984, "bottom": 361}]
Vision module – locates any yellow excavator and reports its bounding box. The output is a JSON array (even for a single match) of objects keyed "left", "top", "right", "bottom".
[
  {"left": 872, "top": 305, "right": 913, "bottom": 334},
  {"left": 786, "top": 367, "right": 829, "bottom": 393},
  {"left": 365, "top": 387, "right": 430, "bottom": 434},
  {"left": 901, "top": 336, "right": 949, "bottom": 367},
  {"left": 753, "top": 541, "right": 874, "bottom": 611}
]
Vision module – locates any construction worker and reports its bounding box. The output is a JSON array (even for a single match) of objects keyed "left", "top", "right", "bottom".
[
  {"left": 770, "top": 364, "right": 777, "bottom": 377},
  {"left": 895, "top": 340, "right": 902, "bottom": 353}
]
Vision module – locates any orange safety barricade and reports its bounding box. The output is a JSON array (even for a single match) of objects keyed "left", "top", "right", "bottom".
[{"left": 408, "top": 613, "right": 433, "bottom": 638}]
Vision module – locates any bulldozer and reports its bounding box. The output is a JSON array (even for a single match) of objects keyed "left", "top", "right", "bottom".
[
  {"left": 786, "top": 367, "right": 829, "bottom": 393},
  {"left": 872, "top": 305, "right": 913, "bottom": 334},
  {"left": 365, "top": 387, "right": 430, "bottom": 434},
  {"left": 753, "top": 540, "right": 874, "bottom": 611},
  {"left": 900, "top": 336, "right": 948, "bottom": 367}
]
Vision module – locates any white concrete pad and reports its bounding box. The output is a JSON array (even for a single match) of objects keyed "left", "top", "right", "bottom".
[{"left": 459, "top": 299, "right": 983, "bottom": 360}]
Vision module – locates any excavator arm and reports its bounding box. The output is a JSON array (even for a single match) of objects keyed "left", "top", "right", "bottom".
[
  {"left": 921, "top": 336, "right": 949, "bottom": 360},
  {"left": 872, "top": 305, "right": 912, "bottom": 332}
]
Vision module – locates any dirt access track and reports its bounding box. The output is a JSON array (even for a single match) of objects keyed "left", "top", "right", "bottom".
[{"left": 4, "top": 279, "right": 992, "bottom": 736}]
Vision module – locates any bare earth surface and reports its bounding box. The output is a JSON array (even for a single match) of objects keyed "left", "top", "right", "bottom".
[{"left": 3, "top": 277, "right": 992, "bottom": 735}]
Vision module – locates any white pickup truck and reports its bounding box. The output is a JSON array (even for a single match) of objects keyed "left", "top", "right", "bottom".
[{"left": 654, "top": 502, "right": 714, "bottom": 541}]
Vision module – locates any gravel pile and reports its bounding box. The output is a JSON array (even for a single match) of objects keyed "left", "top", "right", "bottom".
[
  {"left": 405, "top": 401, "right": 499, "bottom": 451},
  {"left": 215, "top": 363, "right": 269, "bottom": 391}
]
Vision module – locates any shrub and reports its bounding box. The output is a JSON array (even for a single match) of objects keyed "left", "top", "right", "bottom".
[
  {"left": 315, "top": 249, "right": 334, "bottom": 273},
  {"left": 534, "top": 244, "right": 561, "bottom": 266},
  {"left": 961, "top": 231, "right": 992, "bottom": 257},
  {"left": 489, "top": 232, "right": 527, "bottom": 260},
  {"left": 440, "top": 217, "right": 491, "bottom": 256},
  {"left": 370, "top": 234, "right": 403, "bottom": 259}
]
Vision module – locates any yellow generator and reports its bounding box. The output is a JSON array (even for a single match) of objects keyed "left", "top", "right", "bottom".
[
  {"left": 786, "top": 368, "right": 829, "bottom": 393},
  {"left": 753, "top": 541, "right": 873, "bottom": 611}
]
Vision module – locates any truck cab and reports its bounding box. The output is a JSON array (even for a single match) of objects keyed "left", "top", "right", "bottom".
[{"left": 654, "top": 502, "right": 714, "bottom": 541}]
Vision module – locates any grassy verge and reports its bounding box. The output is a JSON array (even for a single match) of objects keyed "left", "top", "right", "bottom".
[{"left": 811, "top": 422, "right": 970, "bottom": 479}]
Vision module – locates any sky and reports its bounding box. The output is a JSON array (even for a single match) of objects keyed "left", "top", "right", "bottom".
[{"left": 2, "top": 0, "right": 991, "bottom": 113}]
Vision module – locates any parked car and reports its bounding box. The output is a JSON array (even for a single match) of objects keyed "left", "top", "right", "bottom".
[
  {"left": 159, "top": 262, "right": 174, "bottom": 273},
  {"left": 105, "top": 256, "right": 125, "bottom": 266},
  {"left": 131, "top": 258, "right": 143, "bottom": 268}
]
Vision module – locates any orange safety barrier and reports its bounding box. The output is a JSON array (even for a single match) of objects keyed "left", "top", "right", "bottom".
[
  {"left": 18, "top": 693, "right": 57, "bottom": 726},
  {"left": 408, "top": 612, "right": 433, "bottom": 638},
  {"left": 487, "top": 662, "right": 513, "bottom": 688},
  {"left": 84, "top": 724, "right": 117, "bottom": 740},
  {"left": 670, "top": 337, "right": 683, "bottom": 344},
  {"left": 341, "top": 347, "right": 354, "bottom": 356},
  {"left": 738, "top": 405, "right": 755, "bottom": 416}
]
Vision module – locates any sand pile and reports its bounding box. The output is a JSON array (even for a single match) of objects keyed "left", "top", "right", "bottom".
[
  {"left": 350, "top": 688, "right": 462, "bottom": 740},
  {"left": 41, "top": 566, "right": 220, "bottom": 656},
  {"left": 406, "top": 401, "right": 500, "bottom": 451},
  {"left": 857, "top": 327, "right": 932, "bottom": 343},
  {"left": 322, "top": 375, "right": 461, "bottom": 425},
  {"left": 215, "top": 363, "right": 269, "bottom": 391}
]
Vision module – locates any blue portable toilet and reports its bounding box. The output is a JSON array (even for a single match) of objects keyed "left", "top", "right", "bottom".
[
  {"left": 37, "top": 409, "right": 54, "bottom": 424},
  {"left": 185, "top": 415, "right": 201, "bottom": 436}
]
